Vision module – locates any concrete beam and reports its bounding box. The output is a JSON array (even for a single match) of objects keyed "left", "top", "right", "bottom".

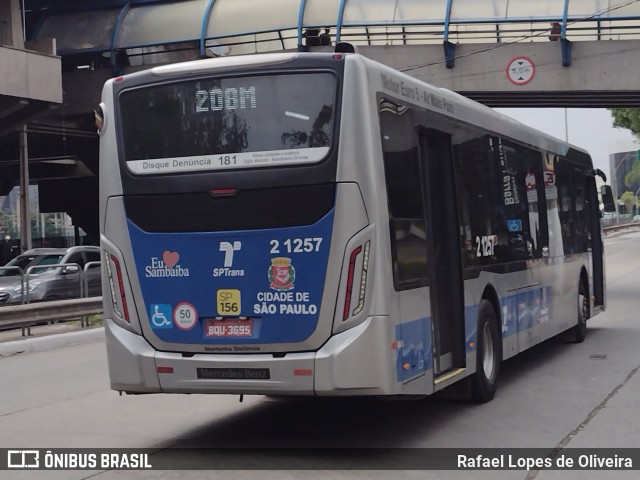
[
  {"left": 348, "top": 40, "right": 640, "bottom": 107},
  {"left": 0, "top": 45, "right": 62, "bottom": 103}
]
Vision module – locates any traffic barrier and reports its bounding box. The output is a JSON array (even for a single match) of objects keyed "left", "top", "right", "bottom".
[
  {"left": 602, "top": 223, "right": 640, "bottom": 235},
  {"left": 0, "top": 297, "right": 103, "bottom": 336}
]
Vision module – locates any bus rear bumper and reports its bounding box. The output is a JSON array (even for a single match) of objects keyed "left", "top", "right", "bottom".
[
  {"left": 105, "top": 318, "right": 162, "bottom": 393},
  {"left": 105, "top": 316, "right": 392, "bottom": 396}
]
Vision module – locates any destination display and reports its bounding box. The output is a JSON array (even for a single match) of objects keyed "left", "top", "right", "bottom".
[
  {"left": 119, "top": 73, "right": 336, "bottom": 173},
  {"left": 126, "top": 147, "right": 329, "bottom": 174}
]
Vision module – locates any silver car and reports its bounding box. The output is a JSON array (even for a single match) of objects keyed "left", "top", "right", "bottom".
[{"left": 0, "top": 246, "right": 102, "bottom": 305}]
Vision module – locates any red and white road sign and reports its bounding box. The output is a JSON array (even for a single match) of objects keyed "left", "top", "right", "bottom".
[{"left": 506, "top": 56, "right": 535, "bottom": 85}]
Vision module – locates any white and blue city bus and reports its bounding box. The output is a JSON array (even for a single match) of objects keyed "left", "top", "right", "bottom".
[{"left": 98, "top": 46, "right": 614, "bottom": 402}]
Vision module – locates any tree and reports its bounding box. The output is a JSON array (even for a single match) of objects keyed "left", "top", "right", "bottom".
[
  {"left": 620, "top": 191, "right": 638, "bottom": 215},
  {"left": 610, "top": 108, "right": 640, "bottom": 139},
  {"left": 0, "top": 210, "right": 17, "bottom": 239},
  {"left": 281, "top": 105, "right": 333, "bottom": 148},
  {"left": 624, "top": 158, "right": 640, "bottom": 190}
]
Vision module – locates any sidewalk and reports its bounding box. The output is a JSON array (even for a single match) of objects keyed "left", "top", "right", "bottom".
[{"left": 0, "top": 322, "right": 104, "bottom": 356}]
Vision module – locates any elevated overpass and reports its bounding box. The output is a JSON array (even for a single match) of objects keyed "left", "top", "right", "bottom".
[
  {"left": 348, "top": 40, "right": 640, "bottom": 107},
  {"left": 3, "top": 0, "right": 640, "bottom": 244}
]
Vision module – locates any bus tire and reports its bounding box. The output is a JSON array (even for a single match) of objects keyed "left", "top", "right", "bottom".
[
  {"left": 471, "top": 300, "right": 501, "bottom": 403},
  {"left": 567, "top": 279, "right": 589, "bottom": 343}
]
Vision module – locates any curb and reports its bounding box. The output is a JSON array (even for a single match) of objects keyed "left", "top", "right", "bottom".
[
  {"left": 602, "top": 224, "right": 640, "bottom": 236},
  {"left": 0, "top": 327, "right": 105, "bottom": 357}
]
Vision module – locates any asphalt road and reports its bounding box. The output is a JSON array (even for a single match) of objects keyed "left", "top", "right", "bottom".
[{"left": 1, "top": 230, "right": 640, "bottom": 479}]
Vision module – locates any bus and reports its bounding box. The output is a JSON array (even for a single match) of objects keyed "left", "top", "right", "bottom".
[{"left": 98, "top": 46, "right": 615, "bottom": 402}]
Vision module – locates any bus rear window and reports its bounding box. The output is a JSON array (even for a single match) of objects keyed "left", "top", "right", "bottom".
[{"left": 118, "top": 72, "right": 337, "bottom": 175}]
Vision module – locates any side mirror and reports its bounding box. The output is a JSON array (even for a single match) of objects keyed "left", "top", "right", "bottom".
[
  {"left": 62, "top": 265, "right": 80, "bottom": 275},
  {"left": 600, "top": 185, "right": 616, "bottom": 213}
]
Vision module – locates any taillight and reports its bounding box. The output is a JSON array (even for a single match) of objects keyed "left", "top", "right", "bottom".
[
  {"left": 343, "top": 245, "right": 362, "bottom": 321},
  {"left": 353, "top": 241, "right": 370, "bottom": 316},
  {"left": 106, "top": 253, "right": 130, "bottom": 323},
  {"left": 209, "top": 188, "right": 238, "bottom": 197},
  {"left": 342, "top": 240, "right": 372, "bottom": 322}
]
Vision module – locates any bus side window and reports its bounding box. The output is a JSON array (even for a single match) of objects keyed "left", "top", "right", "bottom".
[
  {"left": 453, "top": 130, "right": 499, "bottom": 268},
  {"left": 379, "top": 100, "right": 428, "bottom": 289},
  {"left": 455, "top": 132, "right": 547, "bottom": 266},
  {"left": 491, "top": 138, "right": 550, "bottom": 261},
  {"left": 555, "top": 157, "right": 590, "bottom": 254}
]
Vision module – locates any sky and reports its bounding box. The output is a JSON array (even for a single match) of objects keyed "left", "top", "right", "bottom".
[{"left": 496, "top": 108, "right": 640, "bottom": 182}]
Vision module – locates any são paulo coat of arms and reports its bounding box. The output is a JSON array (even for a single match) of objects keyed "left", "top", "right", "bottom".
[{"left": 268, "top": 257, "right": 296, "bottom": 291}]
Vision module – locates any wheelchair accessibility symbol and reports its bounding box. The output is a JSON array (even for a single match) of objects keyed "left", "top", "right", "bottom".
[
  {"left": 507, "top": 219, "right": 522, "bottom": 232},
  {"left": 150, "top": 304, "right": 173, "bottom": 329}
]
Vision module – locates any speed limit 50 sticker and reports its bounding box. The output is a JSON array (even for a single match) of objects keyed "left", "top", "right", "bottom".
[{"left": 173, "top": 302, "right": 198, "bottom": 330}]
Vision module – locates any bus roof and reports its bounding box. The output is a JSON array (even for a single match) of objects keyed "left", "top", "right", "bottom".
[{"left": 354, "top": 53, "right": 593, "bottom": 167}]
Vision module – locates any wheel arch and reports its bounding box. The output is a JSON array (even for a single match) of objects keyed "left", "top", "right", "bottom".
[
  {"left": 579, "top": 265, "right": 590, "bottom": 298},
  {"left": 567, "top": 264, "right": 591, "bottom": 343},
  {"left": 470, "top": 283, "right": 503, "bottom": 402},
  {"left": 481, "top": 283, "right": 502, "bottom": 359}
]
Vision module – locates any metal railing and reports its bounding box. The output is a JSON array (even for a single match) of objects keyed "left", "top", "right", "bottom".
[
  {"left": 0, "top": 297, "right": 103, "bottom": 337},
  {"left": 602, "top": 221, "right": 640, "bottom": 235},
  {"left": 1, "top": 262, "right": 102, "bottom": 306},
  {"left": 0, "top": 261, "right": 103, "bottom": 336},
  {"left": 83, "top": 261, "right": 102, "bottom": 299},
  {"left": 601, "top": 214, "right": 636, "bottom": 229},
  {"left": 0, "top": 266, "right": 27, "bottom": 304},
  {"left": 24, "top": 262, "right": 83, "bottom": 302}
]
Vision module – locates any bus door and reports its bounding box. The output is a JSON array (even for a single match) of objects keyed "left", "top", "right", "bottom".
[
  {"left": 418, "top": 128, "right": 466, "bottom": 377},
  {"left": 588, "top": 176, "right": 605, "bottom": 310}
]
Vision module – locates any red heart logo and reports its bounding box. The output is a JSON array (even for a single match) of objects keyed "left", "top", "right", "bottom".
[{"left": 162, "top": 251, "right": 179, "bottom": 269}]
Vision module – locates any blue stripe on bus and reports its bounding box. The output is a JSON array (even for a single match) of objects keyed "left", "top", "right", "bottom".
[
  {"left": 395, "top": 317, "right": 432, "bottom": 382},
  {"left": 395, "top": 285, "right": 552, "bottom": 382},
  {"left": 500, "top": 286, "right": 552, "bottom": 339}
]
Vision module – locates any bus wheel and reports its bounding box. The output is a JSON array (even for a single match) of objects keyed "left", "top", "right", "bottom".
[
  {"left": 471, "top": 300, "right": 501, "bottom": 403},
  {"left": 567, "top": 279, "right": 589, "bottom": 343}
]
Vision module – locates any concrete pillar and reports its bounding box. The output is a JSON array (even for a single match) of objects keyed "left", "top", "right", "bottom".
[
  {"left": 19, "top": 125, "right": 31, "bottom": 252},
  {"left": 0, "top": 0, "right": 25, "bottom": 48}
]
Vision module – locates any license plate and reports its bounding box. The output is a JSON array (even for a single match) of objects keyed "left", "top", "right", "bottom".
[
  {"left": 205, "top": 319, "right": 252, "bottom": 337},
  {"left": 197, "top": 368, "right": 270, "bottom": 380}
]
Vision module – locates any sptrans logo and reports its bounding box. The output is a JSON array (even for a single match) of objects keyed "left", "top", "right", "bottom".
[
  {"left": 145, "top": 250, "right": 190, "bottom": 278},
  {"left": 212, "top": 241, "right": 245, "bottom": 277}
]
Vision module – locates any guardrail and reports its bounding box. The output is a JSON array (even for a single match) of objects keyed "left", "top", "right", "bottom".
[
  {"left": 83, "top": 261, "right": 101, "bottom": 299},
  {"left": 0, "top": 297, "right": 103, "bottom": 337},
  {"left": 602, "top": 222, "right": 640, "bottom": 235},
  {"left": 0, "top": 266, "right": 27, "bottom": 304}
]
